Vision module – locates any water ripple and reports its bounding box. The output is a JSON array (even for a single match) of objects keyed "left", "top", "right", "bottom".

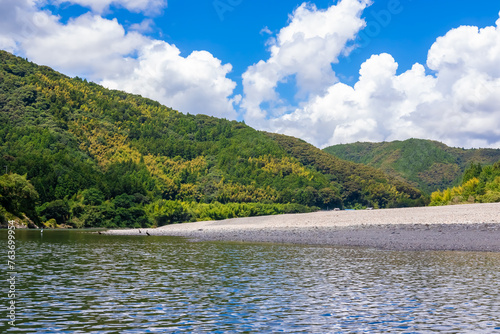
[{"left": 1, "top": 230, "right": 499, "bottom": 333}]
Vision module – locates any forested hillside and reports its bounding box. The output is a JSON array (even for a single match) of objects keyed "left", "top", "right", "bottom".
[
  {"left": 324, "top": 139, "right": 500, "bottom": 194},
  {"left": 0, "top": 50, "right": 424, "bottom": 228},
  {"left": 266, "top": 134, "right": 426, "bottom": 209}
]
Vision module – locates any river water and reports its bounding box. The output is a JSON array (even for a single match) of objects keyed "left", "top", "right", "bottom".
[{"left": 1, "top": 229, "right": 499, "bottom": 333}]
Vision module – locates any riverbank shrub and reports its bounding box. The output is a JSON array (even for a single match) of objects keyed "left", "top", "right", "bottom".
[
  {"left": 146, "top": 200, "right": 315, "bottom": 227},
  {"left": 430, "top": 161, "right": 500, "bottom": 205}
]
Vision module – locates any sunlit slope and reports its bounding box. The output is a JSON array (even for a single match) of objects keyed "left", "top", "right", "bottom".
[{"left": 324, "top": 139, "right": 500, "bottom": 194}]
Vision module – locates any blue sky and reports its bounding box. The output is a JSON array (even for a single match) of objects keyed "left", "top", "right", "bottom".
[
  {"left": 156, "top": 0, "right": 499, "bottom": 80},
  {"left": 1, "top": 0, "right": 500, "bottom": 148}
]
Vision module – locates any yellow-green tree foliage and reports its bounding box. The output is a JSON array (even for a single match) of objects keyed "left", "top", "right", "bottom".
[{"left": 430, "top": 161, "right": 500, "bottom": 205}]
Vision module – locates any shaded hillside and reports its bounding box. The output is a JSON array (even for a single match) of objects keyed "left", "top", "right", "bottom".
[
  {"left": 0, "top": 50, "right": 423, "bottom": 227},
  {"left": 323, "top": 139, "right": 500, "bottom": 194}
]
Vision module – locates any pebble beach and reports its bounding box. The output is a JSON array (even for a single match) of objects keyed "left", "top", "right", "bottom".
[{"left": 104, "top": 203, "right": 500, "bottom": 252}]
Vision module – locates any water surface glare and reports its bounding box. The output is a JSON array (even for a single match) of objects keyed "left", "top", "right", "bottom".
[{"left": 1, "top": 230, "right": 500, "bottom": 333}]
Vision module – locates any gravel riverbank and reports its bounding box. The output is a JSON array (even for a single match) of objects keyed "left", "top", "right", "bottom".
[{"left": 104, "top": 203, "right": 500, "bottom": 252}]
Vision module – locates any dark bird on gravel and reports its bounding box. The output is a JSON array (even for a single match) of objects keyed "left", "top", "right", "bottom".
[
  {"left": 138, "top": 229, "right": 141, "bottom": 233},
  {"left": 98, "top": 231, "right": 102, "bottom": 235},
  {"left": 146, "top": 231, "right": 150, "bottom": 236}
]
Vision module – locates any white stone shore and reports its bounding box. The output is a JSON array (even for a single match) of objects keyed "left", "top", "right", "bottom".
[{"left": 104, "top": 203, "right": 500, "bottom": 251}]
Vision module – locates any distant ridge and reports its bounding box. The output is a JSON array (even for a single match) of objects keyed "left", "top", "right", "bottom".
[{"left": 323, "top": 139, "right": 500, "bottom": 194}]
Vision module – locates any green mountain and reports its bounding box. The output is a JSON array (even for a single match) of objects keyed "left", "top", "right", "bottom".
[
  {"left": 323, "top": 139, "right": 500, "bottom": 194},
  {"left": 0, "top": 50, "right": 424, "bottom": 228}
]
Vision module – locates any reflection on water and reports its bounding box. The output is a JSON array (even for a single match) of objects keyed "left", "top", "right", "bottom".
[{"left": 1, "top": 230, "right": 500, "bottom": 333}]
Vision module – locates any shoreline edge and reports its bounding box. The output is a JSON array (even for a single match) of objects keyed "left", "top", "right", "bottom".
[{"left": 104, "top": 203, "right": 500, "bottom": 252}]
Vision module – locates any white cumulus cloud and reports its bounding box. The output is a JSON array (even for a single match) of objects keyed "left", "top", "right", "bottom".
[
  {"left": 23, "top": 13, "right": 149, "bottom": 79},
  {"left": 248, "top": 9, "right": 500, "bottom": 149},
  {"left": 101, "top": 41, "right": 239, "bottom": 119},
  {"left": 241, "top": 0, "right": 371, "bottom": 122},
  {"left": 267, "top": 54, "right": 441, "bottom": 147}
]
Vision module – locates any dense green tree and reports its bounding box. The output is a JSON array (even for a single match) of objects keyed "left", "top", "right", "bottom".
[
  {"left": 82, "top": 188, "right": 104, "bottom": 206},
  {"left": 462, "top": 162, "right": 483, "bottom": 183},
  {"left": 0, "top": 173, "right": 39, "bottom": 222},
  {"left": 113, "top": 193, "right": 136, "bottom": 209},
  {"left": 37, "top": 199, "right": 70, "bottom": 225}
]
